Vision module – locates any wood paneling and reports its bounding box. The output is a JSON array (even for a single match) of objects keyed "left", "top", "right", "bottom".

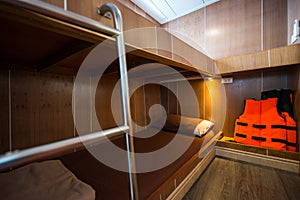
[
  {"left": 223, "top": 71, "right": 261, "bottom": 137},
  {"left": 215, "top": 44, "right": 300, "bottom": 74},
  {"left": 130, "top": 80, "right": 146, "bottom": 132},
  {"left": 95, "top": 73, "right": 123, "bottom": 131},
  {"left": 270, "top": 44, "right": 300, "bottom": 67},
  {"left": 0, "top": 70, "right": 9, "bottom": 154},
  {"left": 164, "top": 0, "right": 289, "bottom": 59},
  {"left": 144, "top": 84, "right": 161, "bottom": 125},
  {"left": 287, "top": 0, "right": 300, "bottom": 45},
  {"left": 156, "top": 28, "right": 172, "bottom": 59},
  {"left": 67, "top": 0, "right": 156, "bottom": 31},
  {"left": 263, "top": 0, "right": 287, "bottom": 49},
  {"left": 42, "top": 0, "right": 64, "bottom": 8},
  {"left": 67, "top": 0, "right": 114, "bottom": 28},
  {"left": 205, "top": 0, "right": 261, "bottom": 59},
  {"left": 160, "top": 79, "right": 212, "bottom": 121},
  {"left": 172, "top": 36, "right": 209, "bottom": 72},
  {"left": 215, "top": 51, "right": 269, "bottom": 74},
  {"left": 11, "top": 70, "right": 74, "bottom": 150}
]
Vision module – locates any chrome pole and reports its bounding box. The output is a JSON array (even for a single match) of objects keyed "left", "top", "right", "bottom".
[
  {"left": 98, "top": 4, "right": 139, "bottom": 200},
  {"left": 0, "top": 125, "right": 129, "bottom": 171}
]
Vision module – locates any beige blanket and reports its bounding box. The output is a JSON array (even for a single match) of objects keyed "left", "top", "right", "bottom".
[{"left": 0, "top": 160, "right": 95, "bottom": 200}]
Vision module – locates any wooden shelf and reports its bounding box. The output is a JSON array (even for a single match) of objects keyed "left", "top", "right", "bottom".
[
  {"left": 217, "top": 136, "right": 299, "bottom": 161},
  {"left": 0, "top": 1, "right": 214, "bottom": 77},
  {"left": 215, "top": 44, "right": 300, "bottom": 74}
]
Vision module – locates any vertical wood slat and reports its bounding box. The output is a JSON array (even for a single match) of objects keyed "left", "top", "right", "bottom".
[
  {"left": 263, "top": 0, "right": 287, "bottom": 50},
  {"left": 95, "top": 73, "right": 123, "bottom": 131},
  {"left": 205, "top": 0, "right": 262, "bottom": 59},
  {"left": 144, "top": 84, "right": 161, "bottom": 125},
  {"left": 41, "top": 0, "right": 64, "bottom": 8},
  {"left": 164, "top": 0, "right": 289, "bottom": 59},
  {"left": 11, "top": 70, "right": 74, "bottom": 150},
  {"left": 0, "top": 70, "right": 9, "bottom": 154}
]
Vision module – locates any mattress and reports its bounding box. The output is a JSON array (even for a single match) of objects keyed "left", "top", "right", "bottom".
[{"left": 60, "top": 127, "right": 214, "bottom": 200}]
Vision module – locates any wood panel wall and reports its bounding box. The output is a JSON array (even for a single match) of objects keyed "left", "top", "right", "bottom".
[
  {"left": 0, "top": 67, "right": 165, "bottom": 154},
  {"left": 160, "top": 80, "right": 211, "bottom": 121},
  {"left": 164, "top": 0, "right": 288, "bottom": 59},
  {"left": 288, "top": 0, "right": 300, "bottom": 45},
  {"left": 0, "top": 70, "right": 9, "bottom": 153},
  {"left": 0, "top": 69, "right": 75, "bottom": 153}
]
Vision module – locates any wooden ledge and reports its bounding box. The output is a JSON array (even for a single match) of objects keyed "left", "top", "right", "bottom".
[{"left": 215, "top": 44, "right": 300, "bottom": 74}]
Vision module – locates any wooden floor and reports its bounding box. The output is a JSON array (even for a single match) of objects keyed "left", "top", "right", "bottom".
[{"left": 183, "top": 157, "right": 300, "bottom": 200}]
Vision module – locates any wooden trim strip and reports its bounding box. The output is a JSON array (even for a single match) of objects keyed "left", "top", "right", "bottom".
[{"left": 215, "top": 146, "right": 299, "bottom": 173}]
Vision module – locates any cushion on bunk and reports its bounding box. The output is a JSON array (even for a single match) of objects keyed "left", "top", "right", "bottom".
[
  {"left": 0, "top": 160, "right": 95, "bottom": 200},
  {"left": 194, "top": 120, "right": 215, "bottom": 137},
  {"left": 163, "top": 114, "right": 214, "bottom": 137}
]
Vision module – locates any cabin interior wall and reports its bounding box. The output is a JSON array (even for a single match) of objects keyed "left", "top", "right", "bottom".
[
  {"left": 160, "top": 79, "right": 211, "bottom": 120},
  {"left": 164, "top": 0, "right": 288, "bottom": 59}
]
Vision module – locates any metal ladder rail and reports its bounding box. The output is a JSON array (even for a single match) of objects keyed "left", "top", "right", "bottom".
[
  {"left": 98, "top": 4, "right": 139, "bottom": 200},
  {"left": 0, "top": 1, "right": 139, "bottom": 199}
]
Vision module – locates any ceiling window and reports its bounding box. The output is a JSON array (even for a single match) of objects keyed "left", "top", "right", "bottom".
[{"left": 131, "top": 0, "right": 220, "bottom": 24}]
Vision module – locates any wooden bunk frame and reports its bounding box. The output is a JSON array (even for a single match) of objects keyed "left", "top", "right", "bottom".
[{"left": 0, "top": 0, "right": 220, "bottom": 199}]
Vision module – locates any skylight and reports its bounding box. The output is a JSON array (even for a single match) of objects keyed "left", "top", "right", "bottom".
[{"left": 131, "top": 0, "right": 220, "bottom": 24}]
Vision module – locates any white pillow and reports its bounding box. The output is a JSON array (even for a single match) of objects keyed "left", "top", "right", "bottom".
[{"left": 194, "top": 120, "right": 214, "bottom": 137}]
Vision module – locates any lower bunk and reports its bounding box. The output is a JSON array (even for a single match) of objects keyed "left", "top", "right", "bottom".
[{"left": 0, "top": 116, "right": 221, "bottom": 200}]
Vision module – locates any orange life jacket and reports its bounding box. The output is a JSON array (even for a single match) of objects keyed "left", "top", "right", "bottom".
[
  {"left": 281, "top": 112, "right": 297, "bottom": 152},
  {"left": 234, "top": 98, "right": 296, "bottom": 151}
]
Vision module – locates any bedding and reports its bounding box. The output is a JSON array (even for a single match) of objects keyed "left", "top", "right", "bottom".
[
  {"left": 60, "top": 126, "right": 214, "bottom": 200},
  {"left": 163, "top": 114, "right": 214, "bottom": 137},
  {"left": 0, "top": 160, "right": 95, "bottom": 200}
]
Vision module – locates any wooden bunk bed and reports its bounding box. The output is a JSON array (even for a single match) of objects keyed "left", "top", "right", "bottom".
[{"left": 0, "top": 1, "right": 220, "bottom": 199}]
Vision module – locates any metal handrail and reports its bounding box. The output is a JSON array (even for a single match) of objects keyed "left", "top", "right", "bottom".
[
  {"left": 98, "top": 3, "right": 139, "bottom": 200},
  {"left": 0, "top": 126, "right": 129, "bottom": 171},
  {"left": 0, "top": 1, "right": 139, "bottom": 200}
]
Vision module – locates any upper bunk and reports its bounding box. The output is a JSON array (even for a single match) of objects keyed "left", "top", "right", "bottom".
[{"left": 0, "top": 0, "right": 216, "bottom": 80}]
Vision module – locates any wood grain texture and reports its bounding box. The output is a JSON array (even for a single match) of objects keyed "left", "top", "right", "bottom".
[
  {"left": 11, "top": 70, "right": 74, "bottom": 150},
  {"left": 223, "top": 71, "right": 261, "bottom": 137},
  {"left": 215, "top": 44, "right": 300, "bottom": 74},
  {"left": 42, "top": 0, "right": 64, "bottom": 8},
  {"left": 184, "top": 157, "right": 300, "bottom": 200},
  {"left": 164, "top": 0, "right": 289, "bottom": 59},
  {"left": 215, "top": 50, "right": 269, "bottom": 74},
  {"left": 287, "top": 0, "right": 300, "bottom": 45},
  {"left": 160, "top": 80, "right": 211, "bottom": 120},
  {"left": 263, "top": 0, "right": 287, "bottom": 50},
  {"left": 0, "top": 70, "right": 9, "bottom": 154},
  {"left": 172, "top": 36, "right": 210, "bottom": 72},
  {"left": 205, "top": 0, "right": 261, "bottom": 59},
  {"left": 144, "top": 84, "right": 161, "bottom": 125},
  {"left": 130, "top": 79, "right": 146, "bottom": 132},
  {"left": 66, "top": 0, "right": 156, "bottom": 31},
  {"left": 156, "top": 28, "right": 172, "bottom": 59},
  {"left": 95, "top": 73, "right": 122, "bottom": 131},
  {"left": 270, "top": 44, "right": 300, "bottom": 67}
]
